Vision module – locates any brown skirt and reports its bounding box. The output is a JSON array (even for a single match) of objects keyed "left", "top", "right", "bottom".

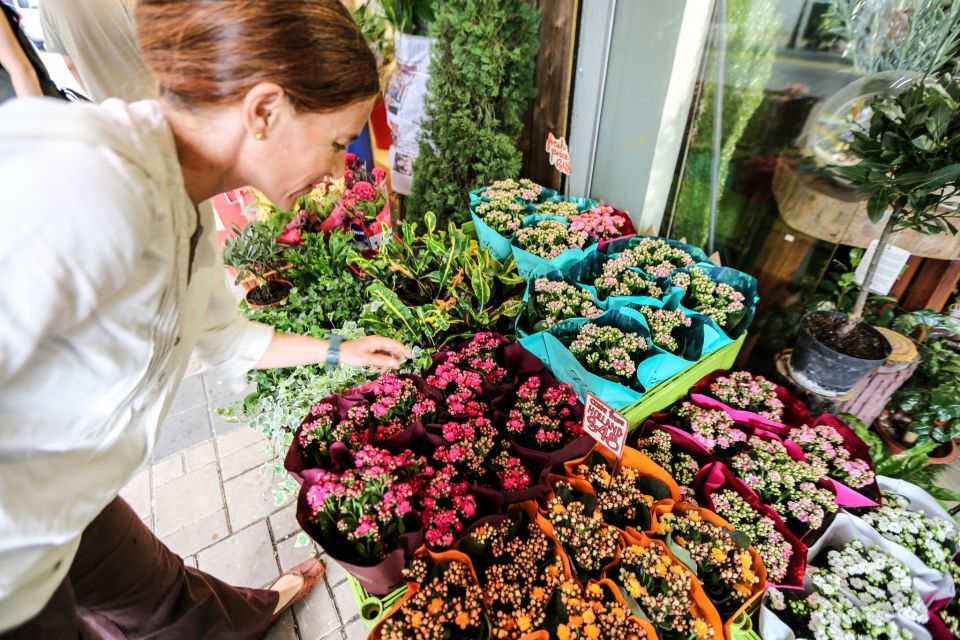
[{"left": 0, "top": 497, "right": 278, "bottom": 639}]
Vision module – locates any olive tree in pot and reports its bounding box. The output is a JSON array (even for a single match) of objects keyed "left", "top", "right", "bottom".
[
  {"left": 222, "top": 222, "right": 292, "bottom": 308},
  {"left": 792, "top": 72, "right": 960, "bottom": 394}
]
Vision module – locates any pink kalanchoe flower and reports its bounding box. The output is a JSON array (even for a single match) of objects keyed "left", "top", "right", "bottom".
[{"left": 351, "top": 181, "right": 376, "bottom": 202}]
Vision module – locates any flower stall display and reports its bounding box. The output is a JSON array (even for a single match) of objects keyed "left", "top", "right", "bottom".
[{"left": 616, "top": 539, "right": 723, "bottom": 640}]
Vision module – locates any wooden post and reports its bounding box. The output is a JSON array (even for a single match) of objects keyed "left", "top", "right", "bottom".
[
  {"left": 520, "top": 0, "right": 579, "bottom": 191},
  {"left": 752, "top": 215, "right": 815, "bottom": 313},
  {"left": 902, "top": 259, "right": 960, "bottom": 312},
  {"left": 889, "top": 255, "right": 924, "bottom": 302}
]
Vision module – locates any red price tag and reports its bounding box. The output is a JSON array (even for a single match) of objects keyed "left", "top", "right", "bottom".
[
  {"left": 545, "top": 132, "right": 572, "bottom": 175},
  {"left": 582, "top": 392, "right": 628, "bottom": 459}
]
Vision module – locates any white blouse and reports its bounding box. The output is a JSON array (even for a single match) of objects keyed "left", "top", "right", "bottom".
[{"left": 0, "top": 98, "right": 275, "bottom": 630}]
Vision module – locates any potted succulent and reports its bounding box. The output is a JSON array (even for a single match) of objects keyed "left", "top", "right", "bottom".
[
  {"left": 791, "top": 72, "right": 960, "bottom": 393},
  {"left": 876, "top": 335, "right": 960, "bottom": 463},
  {"left": 222, "top": 221, "right": 292, "bottom": 308}
]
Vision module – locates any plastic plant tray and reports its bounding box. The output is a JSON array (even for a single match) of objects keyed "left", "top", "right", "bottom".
[
  {"left": 348, "top": 574, "right": 409, "bottom": 630},
  {"left": 621, "top": 333, "right": 746, "bottom": 428}
]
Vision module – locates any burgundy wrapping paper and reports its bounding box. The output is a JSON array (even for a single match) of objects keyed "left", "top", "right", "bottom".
[{"left": 695, "top": 461, "right": 808, "bottom": 587}]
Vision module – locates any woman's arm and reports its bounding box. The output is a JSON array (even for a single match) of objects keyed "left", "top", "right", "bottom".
[
  {"left": 255, "top": 333, "right": 412, "bottom": 371},
  {"left": 0, "top": 14, "right": 42, "bottom": 98}
]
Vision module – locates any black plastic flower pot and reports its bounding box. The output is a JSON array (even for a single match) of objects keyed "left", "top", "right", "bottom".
[{"left": 790, "top": 311, "right": 891, "bottom": 395}]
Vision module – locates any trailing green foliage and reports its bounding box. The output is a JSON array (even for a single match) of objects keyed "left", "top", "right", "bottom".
[
  {"left": 352, "top": 212, "right": 524, "bottom": 347},
  {"left": 379, "top": 0, "right": 434, "bottom": 35},
  {"left": 843, "top": 414, "right": 960, "bottom": 504},
  {"left": 407, "top": 0, "right": 539, "bottom": 224},
  {"left": 888, "top": 336, "right": 960, "bottom": 445}
]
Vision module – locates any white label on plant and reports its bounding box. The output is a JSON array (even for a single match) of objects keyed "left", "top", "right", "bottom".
[
  {"left": 583, "top": 392, "right": 628, "bottom": 459},
  {"left": 854, "top": 239, "right": 911, "bottom": 296}
]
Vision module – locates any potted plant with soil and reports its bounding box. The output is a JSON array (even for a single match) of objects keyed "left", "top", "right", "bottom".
[
  {"left": 222, "top": 221, "right": 292, "bottom": 308},
  {"left": 791, "top": 72, "right": 960, "bottom": 394},
  {"left": 876, "top": 335, "right": 960, "bottom": 463}
]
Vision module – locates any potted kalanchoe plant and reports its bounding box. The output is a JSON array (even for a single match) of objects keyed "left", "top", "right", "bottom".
[
  {"left": 460, "top": 510, "right": 566, "bottom": 638},
  {"left": 671, "top": 267, "right": 746, "bottom": 330},
  {"left": 547, "top": 580, "right": 653, "bottom": 639},
  {"left": 379, "top": 556, "right": 489, "bottom": 640},
  {"left": 791, "top": 73, "right": 960, "bottom": 394},
  {"left": 653, "top": 510, "right": 761, "bottom": 617},
  {"left": 504, "top": 375, "right": 585, "bottom": 453},
  {"left": 670, "top": 402, "right": 749, "bottom": 457},
  {"left": 544, "top": 481, "right": 620, "bottom": 582},
  {"left": 474, "top": 197, "right": 528, "bottom": 236},
  {"left": 767, "top": 539, "right": 928, "bottom": 639},
  {"left": 707, "top": 371, "right": 785, "bottom": 422},
  {"left": 569, "top": 323, "right": 649, "bottom": 386},
  {"left": 633, "top": 429, "right": 702, "bottom": 506},
  {"left": 419, "top": 465, "right": 478, "bottom": 548},
  {"left": 593, "top": 255, "right": 667, "bottom": 299},
  {"left": 633, "top": 305, "right": 693, "bottom": 355},
  {"left": 527, "top": 278, "right": 602, "bottom": 331},
  {"left": 573, "top": 452, "right": 673, "bottom": 533},
  {"left": 569, "top": 204, "right": 631, "bottom": 240},
  {"left": 475, "top": 177, "right": 547, "bottom": 204},
  {"left": 515, "top": 219, "right": 590, "bottom": 260},
  {"left": 535, "top": 200, "right": 582, "bottom": 218},
  {"left": 709, "top": 490, "right": 795, "bottom": 585},
  {"left": 728, "top": 436, "right": 838, "bottom": 533},
  {"left": 789, "top": 423, "right": 875, "bottom": 490},
  {"left": 617, "top": 542, "right": 718, "bottom": 640}
]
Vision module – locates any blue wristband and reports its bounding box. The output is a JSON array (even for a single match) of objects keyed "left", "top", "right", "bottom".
[{"left": 326, "top": 335, "right": 343, "bottom": 366}]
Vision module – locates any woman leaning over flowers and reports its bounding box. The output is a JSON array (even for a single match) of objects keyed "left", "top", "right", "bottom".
[{"left": 0, "top": 1, "right": 411, "bottom": 637}]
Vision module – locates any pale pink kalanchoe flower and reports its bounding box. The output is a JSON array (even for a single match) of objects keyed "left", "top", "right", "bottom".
[
  {"left": 569, "top": 323, "right": 648, "bottom": 384},
  {"left": 709, "top": 371, "right": 784, "bottom": 422},
  {"left": 515, "top": 219, "right": 589, "bottom": 259},
  {"left": 532, "top": 278, "right": 602, "bottom": 327}
]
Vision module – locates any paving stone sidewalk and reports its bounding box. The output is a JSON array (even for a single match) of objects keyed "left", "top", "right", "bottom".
[{"left": 122, "top": 373, "right": 368, "bottom": 640}]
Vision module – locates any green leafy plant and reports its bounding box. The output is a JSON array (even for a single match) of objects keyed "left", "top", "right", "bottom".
[
  {"left": 834, "top": 72, "right": 960, "bottom": 332},
  {"left": 843, "top": 414, "right": 960, "bottom": 504},
  {"left": 823, "top": 0, "right": 960, "bottom": 75},
  {"left": 887, "top": 336, "right": 960, "bottom": 445},
  {"left": 407, "top": 0, "right": 539, "bottom": 224},
  {"left": 379, "top": 0, "right": 434, "bottom": 35},
  {"left": 353, "top": 1, "right": 395, "bottom": 72},
  {"left": 221, "top": 221, "right": 287, "bottom": 288},
  {"left": 352, "top": 212, "right": 524, "bottom": 347}
]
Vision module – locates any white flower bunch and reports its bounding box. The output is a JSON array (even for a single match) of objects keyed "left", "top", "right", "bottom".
[{"left": 861, "top": 491, "right": 959, "bottom": 573}]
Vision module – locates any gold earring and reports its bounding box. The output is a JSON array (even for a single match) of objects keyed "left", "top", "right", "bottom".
[{"left": 254, "top": 131, "right": 265, "bottom": 140}]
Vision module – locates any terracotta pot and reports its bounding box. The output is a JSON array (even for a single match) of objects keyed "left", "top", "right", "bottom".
[
  {"left": 239, "top": 263, "right": 294, "bottom": 293},
  {"left": 244, "top": 278, "right": 292, "bottom": 310},
  {"left": 874, "top": 411, "right": 959, "bottom": 465}
]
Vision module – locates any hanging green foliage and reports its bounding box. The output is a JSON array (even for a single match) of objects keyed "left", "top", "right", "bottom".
[{"left": 407, "top": 0, "right": 540, "bottom": 225}]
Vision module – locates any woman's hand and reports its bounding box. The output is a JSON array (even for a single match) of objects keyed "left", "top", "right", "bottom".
[
  {"left": 339, "top": 336, "right": 412, "bottom": 371},
  {"left": 255, "top": 332, "right": 412, "bottom": 372}
]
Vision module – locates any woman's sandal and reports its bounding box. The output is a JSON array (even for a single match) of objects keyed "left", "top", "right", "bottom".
[{"left": 268, "top": 557, "right": 326, "bottom": 621}]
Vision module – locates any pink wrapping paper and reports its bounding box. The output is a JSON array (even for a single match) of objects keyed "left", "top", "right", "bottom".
[{"left": 689, "top": 369, "right": 813, "bottom": 434}]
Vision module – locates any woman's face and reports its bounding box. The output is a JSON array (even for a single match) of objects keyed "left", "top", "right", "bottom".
[{"left": 252, "top": 95, "right": 376, "bottom": 210}]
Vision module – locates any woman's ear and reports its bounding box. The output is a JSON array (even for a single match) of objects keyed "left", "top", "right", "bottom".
[{"left": 242, "top": 82, "right": 287, "bottom": 140}]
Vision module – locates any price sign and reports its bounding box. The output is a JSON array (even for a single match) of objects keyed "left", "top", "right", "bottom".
[
  {"left": 546, "top": 132, "right": 572, "bottom": 175},
  {"left": 583, "top": 392, "right": 628, "bottom": 459}
]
